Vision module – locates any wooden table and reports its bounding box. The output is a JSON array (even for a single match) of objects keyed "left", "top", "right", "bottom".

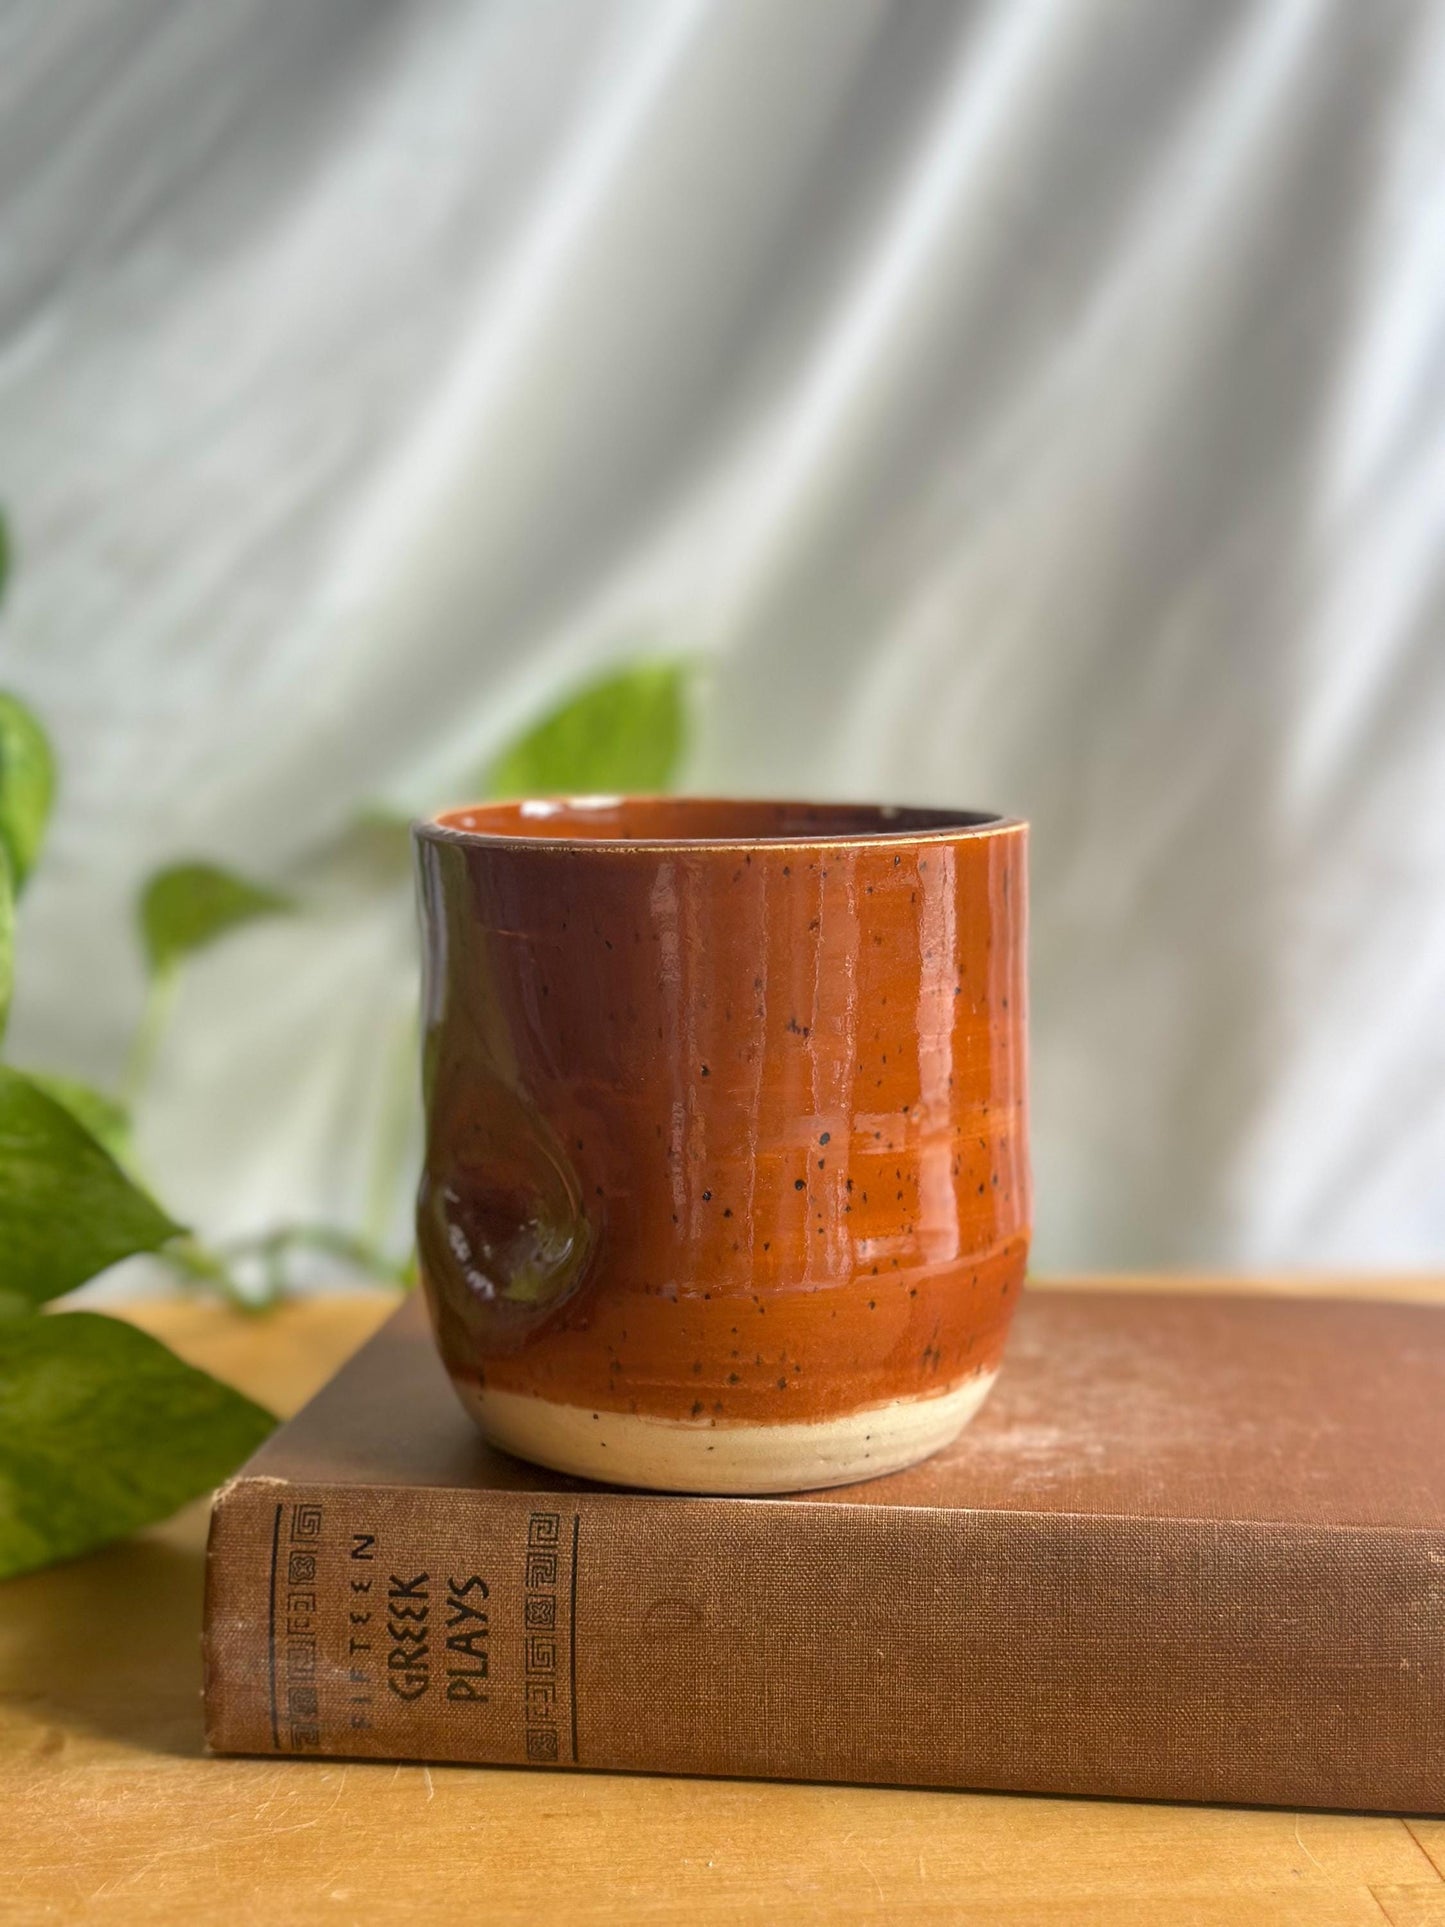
[{"left": 4, "top": 1279, "right": 1445, "bottom": 1925}]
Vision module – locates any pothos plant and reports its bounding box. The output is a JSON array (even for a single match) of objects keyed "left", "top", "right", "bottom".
[{"left": 0, "top": 506, "right": 690, "bottom": 1579}]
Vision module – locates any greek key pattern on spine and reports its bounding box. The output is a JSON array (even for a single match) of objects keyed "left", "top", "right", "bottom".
[
  {"left": 522, "top": 1512, "right": 561, "bottom": 1761},
  {"left": 279, "top": 1502, "right": 324, "bottom": 1751}
]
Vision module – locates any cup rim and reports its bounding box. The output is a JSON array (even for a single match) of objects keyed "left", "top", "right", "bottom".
[{"left": 413, "top": 795, "right": 1027, "bottom": 854}]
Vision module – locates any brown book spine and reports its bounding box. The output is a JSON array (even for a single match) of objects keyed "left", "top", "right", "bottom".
[{"left": 203, "top": 1475, "right": 1445, "bottom": 1811}]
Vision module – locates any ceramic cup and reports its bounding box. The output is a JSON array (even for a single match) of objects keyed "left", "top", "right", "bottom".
[{"left": 414, "top": 797, "right": 1029, "bottom": 1494}]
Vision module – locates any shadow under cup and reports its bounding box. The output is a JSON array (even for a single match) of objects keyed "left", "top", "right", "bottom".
[{"left": 414, "top": 797, "right": 1030, "bottom": 1494}]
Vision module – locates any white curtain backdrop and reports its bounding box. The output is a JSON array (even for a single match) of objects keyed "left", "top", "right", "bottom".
[{"left": 2, "top": 0, "right": 1443, "bottom": 1274}]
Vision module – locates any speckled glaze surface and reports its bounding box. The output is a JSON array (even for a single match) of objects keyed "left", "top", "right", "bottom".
[{"left": 414, "top": 797, "right": 1029, "bottom": 1492}]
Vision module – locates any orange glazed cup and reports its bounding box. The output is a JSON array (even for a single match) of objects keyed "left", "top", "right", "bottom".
[{"left": 414, "top": 798, "right": 1029, "bottom": 1493}]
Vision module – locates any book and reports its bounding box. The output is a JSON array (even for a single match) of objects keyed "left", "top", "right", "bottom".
[{"left": 203, "top": 1287, "right": 1445, "bottom": 1812}]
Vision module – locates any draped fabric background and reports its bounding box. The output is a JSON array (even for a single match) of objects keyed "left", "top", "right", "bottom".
[{"left": 3, "top": 0, "right": 1443, "bottom": 1276}]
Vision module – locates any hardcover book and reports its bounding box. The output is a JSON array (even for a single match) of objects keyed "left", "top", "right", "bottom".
[{"left": 203, "top": 1287, "right": 1445, "bottom": 1812}]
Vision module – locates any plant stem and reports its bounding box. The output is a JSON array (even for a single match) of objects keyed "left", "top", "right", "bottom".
[
  {"left": 217, "top": 1221, "right": 409, "bottom": 1281},
  {"left": 124, "top": 965, "right": 178, "bottom": 1106},
  {"left": 157, "top": 1218, "right": 410, "bottom": 1313},
  {"left": 155, "top": 1235, "right": 258, "bottom": 1313}
]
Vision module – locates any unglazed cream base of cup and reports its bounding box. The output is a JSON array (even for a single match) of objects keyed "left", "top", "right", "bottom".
[{"left": 455, "top": 1369, "right": 999, "bottom": 1494}]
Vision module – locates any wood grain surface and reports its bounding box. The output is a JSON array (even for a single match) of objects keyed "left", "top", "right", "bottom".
[{"left": 3, "top": 1279, "right": 1444, "bottom": 1925}]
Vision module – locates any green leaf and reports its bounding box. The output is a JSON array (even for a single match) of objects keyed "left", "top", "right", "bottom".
[
  {"left": 0, "top": 1310, "right": 274, "bottom": 1577},
  {"left": 0, "top": 1066, "right": 182, "bottom": 1309},
  {"left": 0, "top": 692, "right": 56, "bottom": 893},
  {"left": 485, "top": 659, "right": 690, "bottom": 799},
  {"left": 25, "top": 1074, "right": 131, "bottom": 1168},
  {"left": 138, "top": 862, "right": 292, "bottom": 978},
  {"left": 0, "top": 845, "right": 12, "bottom": 1044}
]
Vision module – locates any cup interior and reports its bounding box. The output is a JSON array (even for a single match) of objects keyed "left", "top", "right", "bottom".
[{"left": 427, "top": 796, "right": 1006, "bottom": 846}]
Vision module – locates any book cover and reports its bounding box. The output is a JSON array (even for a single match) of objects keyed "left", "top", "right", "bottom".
[{"left": 203, "top": 1287, "right": 1445, "bottom": 1812}]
